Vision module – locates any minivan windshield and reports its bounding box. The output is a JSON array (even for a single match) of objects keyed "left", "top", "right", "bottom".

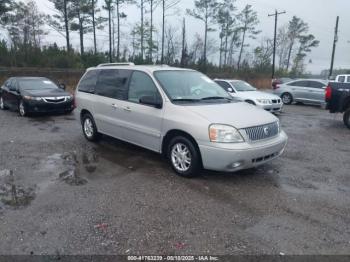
[
  {"left": 231, "top": 81, "right": 256, "bottom": 92},
  {"left": 154, "top": 70, "right": 232, "bottom": 103},
  {"left": 18, "top": 79, "right": 59, "bottom": 90}
]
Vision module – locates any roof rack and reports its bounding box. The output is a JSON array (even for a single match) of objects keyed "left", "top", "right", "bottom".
[{"left": 97, "top": 63, "right": 135, "bottom": 67}]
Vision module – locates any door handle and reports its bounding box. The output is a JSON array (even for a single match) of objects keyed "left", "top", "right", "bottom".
[{"left": 123, "top": 106, "right": 132, "bottom": 112}]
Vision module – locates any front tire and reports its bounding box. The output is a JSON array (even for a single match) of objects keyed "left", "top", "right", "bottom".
[
  {"left": 344, "top": 108, "right": 350, "bottom": 129},
  {"left": 0, "top": 96, "right": 7, "bottom": 110},
  {"left": 281, "top": 93, "right": 293, "bottom": 105},
  {"left": 82, "top": 113, "right": 100, "bottom": 142},
  {"left": 167, "top": 136, "right": 201, "bottom": 178},
  {"left": 18, "top": 100, "right": 28, "bottom": 117}
]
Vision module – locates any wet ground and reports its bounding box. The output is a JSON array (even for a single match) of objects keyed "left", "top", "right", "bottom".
[{"left": 0, "top": 105, "right": 349, "bottom": 255}]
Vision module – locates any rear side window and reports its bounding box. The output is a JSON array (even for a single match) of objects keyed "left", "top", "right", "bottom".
[
  {"left": 128, "top": 71, "right": 160, "bottom": 103},
  {"left": 95, "top": 69, "right": 131, "bottom": 100},
  {"left": 78, "top": 70, "right": 99, "bottom": 93},
  {"left": 288, "top": 81, "right": 308, "bottom": 87},
  {"left": 338, "top": 76, "right": 345, "bottom": 83},
  {"left": 308, "top": 81, "right": 325, "bottom": 89}
]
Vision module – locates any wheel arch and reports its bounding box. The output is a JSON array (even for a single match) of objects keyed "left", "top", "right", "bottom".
[
  {"left": 161, "top": 129, "right": 203, "bottom": 166},
  {"left": 80, "top": 109, "right": 93, "bottom": 124}
]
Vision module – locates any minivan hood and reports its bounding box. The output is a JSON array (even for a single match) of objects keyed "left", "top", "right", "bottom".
[
  {"left": 21, "top": 88, "right": 69, "bottom": 97},
  {"left": 186, "top": 102, "right": 278, "bottom": 129}
]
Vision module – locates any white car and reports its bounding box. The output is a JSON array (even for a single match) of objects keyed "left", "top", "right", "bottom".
[{"left": 215, "top": 79, "right": 283, "bottom": 113}]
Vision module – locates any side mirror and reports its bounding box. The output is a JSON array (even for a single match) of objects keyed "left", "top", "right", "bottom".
[
  {"left": 59, "top": 83, "right": 66, "bottom": 90},
  {"left": 139, "top": 95, "right": 162, "bottom": 109},
  {"left": 227, "top": 88, "right": 234, "bottom": 93},
  {"left": 9, "top": 86, "right": 17, "bottom": 92}
]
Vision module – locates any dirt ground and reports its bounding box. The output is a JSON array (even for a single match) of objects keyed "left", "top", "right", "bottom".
[{"left": 0, "top": 104, "right": 349, "bottom": 256}]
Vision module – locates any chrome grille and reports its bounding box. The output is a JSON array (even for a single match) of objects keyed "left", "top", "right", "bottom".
[{"left": 244, "top": 122, "right": 279, "bottom": 142}]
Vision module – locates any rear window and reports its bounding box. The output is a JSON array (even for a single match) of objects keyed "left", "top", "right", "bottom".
[
  {"left": 78, "top": 70, "right": 99, "bottom": 93},
  {"left": 95, "top": 69, "right": 131, "bottom": 100}
]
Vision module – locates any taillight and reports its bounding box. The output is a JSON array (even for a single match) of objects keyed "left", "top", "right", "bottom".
[
  {"left": 273, "top": 84, "right": 280, "bottom": 90},
  {"left": 325, "top": 86, "right": 332, "bottom": 102}
]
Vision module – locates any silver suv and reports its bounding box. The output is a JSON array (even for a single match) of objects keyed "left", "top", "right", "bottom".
[{"left": 75, "top": 64, "right": 288, "bottom": 177}]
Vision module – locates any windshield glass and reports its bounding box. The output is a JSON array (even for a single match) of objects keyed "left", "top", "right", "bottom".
[
  {"left": 230, "top": 81, "right": 256, "bottom": 92},
  {"left": 154, "top": 70, "right": 232, "bottom": 102},
  {"left": 18, "top": 79, "right": 58, "bottom": 90}
]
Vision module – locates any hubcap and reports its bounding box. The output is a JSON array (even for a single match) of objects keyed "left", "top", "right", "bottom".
[
  {"left": 84, "top": 118, "right": 94, "bottom": 138},
  {"left": 0, "top": 97, "right": 4, "bottom": 109},
  {"left": 19, "top": 102, "right": 25, "bottom": 116},
  {"left": 171, "top": 143, "right": 192, "bottom": 172},
  {"left": 282, "top": 94, "right": 291, "bottom": 104}
]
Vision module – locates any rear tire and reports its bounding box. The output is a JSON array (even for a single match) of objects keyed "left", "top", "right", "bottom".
[
  {"left": 281, "top": 93, "right": 293, "bottom": 105},
  {"left": 344, "top": 108, "right": 350, "bottom": 129},
  {"left": 0, "top": 96, "right": 7, "bottom": 110},
  {"left": 82, "top": 113, "right": 100, "bottom": 142},
  {"left": 167, "top": 136, "right": 201, "bottom": 178}
]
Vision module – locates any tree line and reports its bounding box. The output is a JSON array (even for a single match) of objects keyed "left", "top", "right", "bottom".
[{"left": 0, "top": 0, "right": 320, "bottom": 77}]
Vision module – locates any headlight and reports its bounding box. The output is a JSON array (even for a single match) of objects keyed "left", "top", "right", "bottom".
[
  {"left": 65, "top": 95, "right": 73, "bottom": 100},
  {"left": 209, "top": 124, "right": 244, "bottom": 143},
  {"left": 257, "top": 99, "right": 272, "bottom": 105},
  {"left": 23, "top": 96, "right": 43, "bottom": 101}
]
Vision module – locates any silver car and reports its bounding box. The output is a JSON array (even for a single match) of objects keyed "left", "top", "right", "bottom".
[
  {"left": 215, "top": 79, "right": 283, "bottom": 113},
  {"left": 273, "top": 79, "right": 328, "bottom": 105},
  {"left": 75, "top": 64, "right": 288, "bottom": 177}
]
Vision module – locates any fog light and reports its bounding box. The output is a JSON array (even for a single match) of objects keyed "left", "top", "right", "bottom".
[{"left": 231, "top": 162, "right": 243, "bottom": 169}]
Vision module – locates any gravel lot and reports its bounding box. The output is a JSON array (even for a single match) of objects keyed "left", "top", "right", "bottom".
[{"left": 0, "top": 105, "right": 349, "bottom": 256}]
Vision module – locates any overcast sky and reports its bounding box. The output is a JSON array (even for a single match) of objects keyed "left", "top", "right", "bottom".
[{"left": 4, "top": 0, "right": 350, "bottom": 73}]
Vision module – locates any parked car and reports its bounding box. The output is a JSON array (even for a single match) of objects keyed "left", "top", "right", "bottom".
[
  {"left": 215, "top": 79, "right": 283, "bottom": 113},
  {"left": 335, "top": 74, "right": 350, "bottom": 83},
  {"left": 273, "top": 79, "right": 328, "bottom": 105},
  {"left": 272, "top": 77, "right": 292, "bottom": 90},
  {"left": 75, "top": 64, "right": 288, "bottom": 177},
  {"left": 0, "top": 77, "right": 74, "bottom": 116},
  {"left": 326, "top": 82, "right": 350, "bottom": 129}
]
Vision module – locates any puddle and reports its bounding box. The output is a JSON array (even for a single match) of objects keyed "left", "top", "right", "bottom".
[{"left": 0, "top": 169, "right": 36, "bottom": 209}]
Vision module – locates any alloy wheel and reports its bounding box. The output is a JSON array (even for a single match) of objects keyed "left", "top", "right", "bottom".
[
  {"left": 0, "top": 97, "right": 4, "bottom": 110},
  {"left": 84, "top": 118, "right": 94, "bottom": 138},
  {"left": 19, "top": 101, "right": 26, "bottom": 116},
  {"left": 282, "top": 94, "right": 292, "bottom": 104},
  {"left": 171, "top": 143, "right": 192, "bottom": 172}
]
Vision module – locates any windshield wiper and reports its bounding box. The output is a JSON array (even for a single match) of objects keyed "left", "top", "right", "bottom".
[
  {"left": 200, "top": 96, "right": 232, "bottom": 101},
  {"left": 172, "top": 98, "right": 201, "bottom": 102}
]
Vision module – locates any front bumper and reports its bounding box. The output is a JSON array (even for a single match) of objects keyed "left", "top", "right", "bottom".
[
  {"left": 198, "top": 131, "right": 288, "bottom": 172},
  {"left": 24, "top": 99, "right": 74, "bottom": 113},
  {"left": 258, "top": 103, "right": 283, "bottom": 113}
]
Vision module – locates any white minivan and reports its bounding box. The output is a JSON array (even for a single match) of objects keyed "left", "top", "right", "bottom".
[{"left": 75, "top": 64, "right": 288, "bottom": 177}]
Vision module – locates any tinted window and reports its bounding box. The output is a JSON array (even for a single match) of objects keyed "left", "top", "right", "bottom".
[
  {"left": 128, "top": 71, "right": 160, "bottom": 103},
  {"left": 338, "top": 76, "right": 345, "bottom": 83},
  {"left": 78, "top": 70, "right": 99, "bottom": 93},
  {"left": 216, "top": 81, "right": 233, "bottom": 92},
  {"left": 308, "top": 81, "right": 325, "bottom": 89},
  {"left": 96, "top": 69, "right": 131, "bottom": 99},
  {"left": 347, "top": 76, "right": 350, "bottom": 83},
  {"left": 288, "top": 81, "right": 309, "bottom": 87}
]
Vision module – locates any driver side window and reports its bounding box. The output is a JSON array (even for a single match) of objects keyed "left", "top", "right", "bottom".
[{"left": 128, "top": 71, "right": 160, "bottom": 104}]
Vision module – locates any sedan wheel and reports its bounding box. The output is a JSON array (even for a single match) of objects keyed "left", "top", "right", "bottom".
[
  {"left": 0, "top": 97, "right": 6, "bottom": 110},
  {"left": 281, "top": 93, "right": 293, "bottom": 105},
  {"left": 19, "top": 100, "right": 27, "bottom": 117}
]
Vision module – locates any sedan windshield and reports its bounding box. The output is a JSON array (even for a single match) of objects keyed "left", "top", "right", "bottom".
[
  {"left": 18, "top": 79, "right": 59, "bottom": 90},
  {"left": 154, "top": 70, "right": 232, "bottom": 102},
  {"left": 231, "top": 81, "right": 256, "bottom": 92}
]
